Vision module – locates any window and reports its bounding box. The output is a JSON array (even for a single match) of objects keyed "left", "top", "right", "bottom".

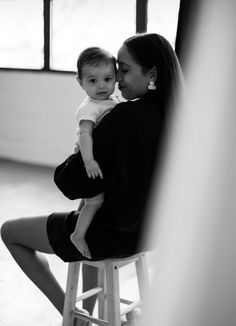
[
  {"left": 50, "top": 0, "right": 136, "bottom": 71},
  {"left": 0, "top": 0, "right": 44, "bottom": 69},
  {"left": 147, "top": 0, "right": 180, "bottom": 47},
  {"left": 0, "top": 0, "right": 180, "bottom": 72}
]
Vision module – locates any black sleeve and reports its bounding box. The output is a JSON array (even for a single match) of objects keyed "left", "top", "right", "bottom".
[{"left": 54, "top": 104, "right": 120, "bottom": 200}]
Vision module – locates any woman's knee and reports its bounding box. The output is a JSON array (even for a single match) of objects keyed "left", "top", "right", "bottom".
[
  {"left": 1, "top": 218, "right": 29, "bottom": 246},
  {"left": 2, "top": 216, "right": 54, "bottom": 254},
  {"left": 1, "top": 219, "right": 16, "bottom": 245}
]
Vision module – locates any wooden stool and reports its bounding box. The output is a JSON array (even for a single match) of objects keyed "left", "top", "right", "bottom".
[{"left": 62, "top": 252, "right": 149, "bottom": 326}]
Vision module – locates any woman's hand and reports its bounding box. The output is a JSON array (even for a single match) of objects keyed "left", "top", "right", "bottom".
[{"left": 84, "top": 159, "right": 103, "bottom": 179}]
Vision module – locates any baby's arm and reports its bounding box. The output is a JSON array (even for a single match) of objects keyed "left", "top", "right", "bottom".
[{"left": 79, "top": 120, "right": 103, "bottom": 179}]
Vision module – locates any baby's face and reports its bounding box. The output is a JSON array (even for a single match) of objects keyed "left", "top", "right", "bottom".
[{"left": 79, "top": 63, "right": 116, "bottom": 101}]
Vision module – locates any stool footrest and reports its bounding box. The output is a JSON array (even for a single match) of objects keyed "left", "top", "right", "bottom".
[
  {"left": 76, "top": 286, "right": 103, "bottom": 302},
  {"left": 120, "top": 300, "right": 142, "bottom": 316},
  {"left": 72, "top": 311, "right": 108, "bottom": 326}
]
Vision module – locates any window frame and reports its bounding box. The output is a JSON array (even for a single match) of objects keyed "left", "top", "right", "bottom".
[{"left": 0, "top": 0, "right": 148, "bottom": 74}]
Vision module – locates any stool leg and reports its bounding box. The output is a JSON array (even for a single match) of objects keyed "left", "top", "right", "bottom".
[
  {"left": 97, "top": 267, "right": 106, "bottom": 320},
  {"left": 105, "top": 262, "right": 121, "bottom": 326},
  {"left": 62, "top": 262, "right": 81, "bottom": 326},
  {"left": 135, "top": 254, "right": 150, "bottom": 301}
]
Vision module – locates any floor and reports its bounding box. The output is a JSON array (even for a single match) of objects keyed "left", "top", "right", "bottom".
[{"left": 0, "top": 159, "right": 153, "bottom": 326}]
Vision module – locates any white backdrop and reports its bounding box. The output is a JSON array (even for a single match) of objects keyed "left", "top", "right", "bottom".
[{"left": 0, "top": 71, "right": 84, "bottom": 166}]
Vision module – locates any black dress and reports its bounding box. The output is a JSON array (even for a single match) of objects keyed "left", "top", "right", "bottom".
[{"left": 47, "top": 91, "right": 166, "bottom": 262}]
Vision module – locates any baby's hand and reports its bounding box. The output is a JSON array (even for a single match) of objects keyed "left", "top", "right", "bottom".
[{"left": 85, "top": 159, "right": 103, "bottom": 179}]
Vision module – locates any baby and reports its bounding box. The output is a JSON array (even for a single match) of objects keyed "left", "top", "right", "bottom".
[{"left": 70, "top": 47, "right": 119, "bottom": 259}]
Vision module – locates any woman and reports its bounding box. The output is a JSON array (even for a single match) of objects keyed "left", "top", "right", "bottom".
[{"left": 1, "top": 33, "right": 183, "bottom": 322}]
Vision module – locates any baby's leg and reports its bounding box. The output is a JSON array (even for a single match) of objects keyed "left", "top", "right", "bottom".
[{"left": 70, "top": 202, "right": 102, "bottom": 259}]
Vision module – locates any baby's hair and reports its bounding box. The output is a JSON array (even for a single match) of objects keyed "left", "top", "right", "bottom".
[{"left": 77, "top": 47, "right": 116, "bottom": 79}]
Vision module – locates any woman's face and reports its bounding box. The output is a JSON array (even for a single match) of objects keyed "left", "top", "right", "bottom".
[{"left": 117, "top": 45, "right": 151, "bottom": 100}]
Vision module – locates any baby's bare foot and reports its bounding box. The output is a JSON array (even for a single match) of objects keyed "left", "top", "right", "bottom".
[{"left": 70, "top": 233, "right": 91, "bottom": 259}]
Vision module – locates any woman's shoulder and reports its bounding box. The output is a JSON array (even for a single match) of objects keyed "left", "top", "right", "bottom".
[
  {"left": 98, "top": 92, "right": 160, "bottom": 131},
  {"left": 111, "top": 92, "right": 159, "bottom": 116},
  {"left": 103, "top": 101, "right": 137, "bottom": 127}
]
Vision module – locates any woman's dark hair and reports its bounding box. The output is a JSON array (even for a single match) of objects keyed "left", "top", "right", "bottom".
[
  {"left": 124, "top": 33, "right": 183, "bottom": 112},
  {"left": 77, "top": 47, "right": 116, "bottom": 79}
]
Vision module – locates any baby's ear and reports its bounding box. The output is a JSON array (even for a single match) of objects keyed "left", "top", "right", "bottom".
[{"left": 76, "top": 75, "right": 83, "bottom": 87}]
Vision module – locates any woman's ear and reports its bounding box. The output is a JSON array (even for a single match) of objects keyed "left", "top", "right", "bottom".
[{"left": 149, "top": 66, "right": 157, "bottom": 83}]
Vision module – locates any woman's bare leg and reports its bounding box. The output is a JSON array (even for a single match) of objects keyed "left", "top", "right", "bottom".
[
  {"left": 1, "top": 216, "right": 65, "bottom": 314},
  {"left": 1, "top": 215, "right": 98, "bottom": 325}
]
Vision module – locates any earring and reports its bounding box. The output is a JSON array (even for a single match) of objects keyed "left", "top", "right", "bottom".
[{"left": 148, "top": 80, "right": 156, "bottom": 90}]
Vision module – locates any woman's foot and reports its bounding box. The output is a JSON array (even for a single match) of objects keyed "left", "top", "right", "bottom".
[
  {"left": 74, "top": 307, "right": 90, "bottom": 326},
  {"left": 57, "top": 308, "right": 89, "bottom": 326},
  {"left": 122, "top": 309, "right": 141, "bottom": 326}
]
